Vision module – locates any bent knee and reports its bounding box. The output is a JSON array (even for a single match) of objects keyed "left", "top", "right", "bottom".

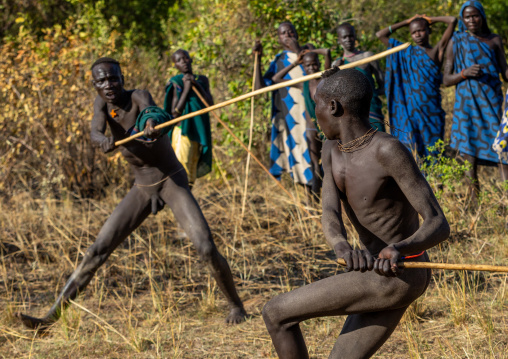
[
  {"left": 262, "top": 297, "right": 290, "bottom": 332},
  {"left": 194, "top": 239, "right": 216, "bottom": 261}
]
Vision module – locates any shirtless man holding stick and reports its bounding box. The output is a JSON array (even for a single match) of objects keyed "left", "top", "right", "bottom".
[
  {"left": 262, "top": 68, "right": 450, "bottom": 358},
  {"left": 19, "top": 57, "right": 246, "bottom": 329}
]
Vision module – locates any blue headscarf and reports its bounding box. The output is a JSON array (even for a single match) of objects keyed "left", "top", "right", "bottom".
[{"left": 458, "top": 1, "right": 491, "bottom": 34}]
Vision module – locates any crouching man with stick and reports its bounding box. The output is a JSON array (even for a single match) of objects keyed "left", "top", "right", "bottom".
[
  {"left": 19, "top": 57, "right": 246, "bottom": 329},
  {"left": 262, "top": 68, "right": 450, "bottom": 358}
]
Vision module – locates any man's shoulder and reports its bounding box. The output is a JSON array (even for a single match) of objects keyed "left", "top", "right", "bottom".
[
  {"left": 93, "top": 95, "right": 107, "bottom": 112},
  {"left": 374, "top": 134, "right": 418, "bottom": 173},
  {"left": 321, "top": 139, "right": 336, "bottom": 167},
  {"left": 489, "top": 33, "right": 502, "bottom": 47},
  {"left": 373, "top": 133, "right": 408, "bottom": 160},
  {"left": 131, "top": 89, "right": 151, "bottom": 103},
  {"left": 361, "top": 51, "right": 375, "bottom": 58}
]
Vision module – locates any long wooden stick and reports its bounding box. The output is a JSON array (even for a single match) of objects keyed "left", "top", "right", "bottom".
[
  {"left": 115, "top": 42, "right": 410, "bottom": 146},
  {"left": 191, "top": 85, "right": 317, "bottom": 221},
  {"left": 337, "top": 258, "right": 508, "bottom": 273},
  {"left": 241, "top": 51, "right": 258, "bottom": 220}
]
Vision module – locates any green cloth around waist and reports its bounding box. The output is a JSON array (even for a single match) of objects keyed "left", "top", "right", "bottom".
[{"left": 163, "top": 74, "right": 212, "bottom": 178}]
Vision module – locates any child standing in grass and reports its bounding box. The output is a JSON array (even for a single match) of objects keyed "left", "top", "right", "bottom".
[{"left": 164, "top": 49, "right": 213, "bottom": 189}]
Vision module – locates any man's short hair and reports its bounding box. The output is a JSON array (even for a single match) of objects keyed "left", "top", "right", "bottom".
[
  {"left": 303, "top": 51, "right": 319, "bottom": 62},
  {"left": 278, "top": 21, "right": 295, "bottom": 31},
  {"left": 337, "top": 22, "right": 355, "bottom": 34},
  {"left": 171, "top": 49, "right": 190, "bottom": 62},
  {"left": 277, "top": 21, "right": 298, "bottom": 37},
  {"left": 409, "top": 17, "right": 430, "bottom": 30},
  {"left": 320, "top": 68, "right": 372, "bottom": 119},
  {"left": 91, "top": 57, "right": 121, "bottom": 71}
]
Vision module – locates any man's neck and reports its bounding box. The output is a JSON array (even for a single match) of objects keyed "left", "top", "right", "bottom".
[
  {"left": 108, "top": 90, "right": 128, "bottom": 108},
  {"left": 337, "top": 118, "right": 371, "bottom": 143},
  {"left": 416, "top": 42, "right": 432, "bottom": 50},
  {"left": 282, "top": 44, "right": 301, "bottom": 53},
  {"left": 343, "top": 48, "right": 358, "bottom": 57}
]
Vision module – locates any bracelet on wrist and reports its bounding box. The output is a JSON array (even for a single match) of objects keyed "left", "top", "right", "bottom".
[{"left": 461, "top": 69, "right": 467, "bottom": 80}]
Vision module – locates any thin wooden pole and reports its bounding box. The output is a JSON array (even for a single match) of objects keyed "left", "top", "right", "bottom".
[
  {"left": 114, "top": 42, "right": 410, "bottom": 146},
  {"left": 241, "top": 51, "right": 258, "bottom": 220},
  {"left": 337, "top": 258, "right": 508, "bottom": 273},
  {"left": 191, "top": 85, "right": 317, "bottom": 222}
]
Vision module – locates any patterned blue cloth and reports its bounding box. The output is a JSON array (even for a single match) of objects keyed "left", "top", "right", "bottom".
[
  {"left": 263, "top": 50, "right": 313, "bottom": 185},
  {"left": 493, "top": 89, "right": 508, "bottom": 162},
  {"left": 450, "top": 2, "right": 504, "bottom": 164},
  {"left": 385, "top": 38, "right": 445, "bottom": 157}
]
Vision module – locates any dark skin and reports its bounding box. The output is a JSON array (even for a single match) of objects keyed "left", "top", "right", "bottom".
[
  {"left": 334, "top": 26, "right": 385, "bottom": 95},
  {"left": 262, "top": 79, "right": 450, "bottom": 358},
  {"left": 442, "top": 6, "right": 508, "bottom": 200},
  {"left": 272, "top": 51, "right": 330, "bottom": 201},
  {"left": 167, "top": 50, "right": 214, "bottom": 119},
  {"left": 376, "top": 15, "right": 457, "bottom": 67},
  {"left": 18, "top": 62, "right": 246, "bottom": 329},
  {"left": 253, "top": 23, "right": 312, "bottom": 90}
]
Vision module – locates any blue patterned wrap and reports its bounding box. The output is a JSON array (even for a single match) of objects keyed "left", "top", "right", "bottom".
[
  {"left": 385, "top": 38, "right": 446, "bottom": 157},
  {"left": 492, "top": 90, "right": 508, "bottom": 161},
  {"left": 263, "top": 50, "right": 313, "bottom": 185},
  {"left": 449, "top": 2, "right": 504, "bottom": 164}
]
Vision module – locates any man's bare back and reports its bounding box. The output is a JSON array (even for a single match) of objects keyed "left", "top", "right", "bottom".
[{"left": 263, "top": 68, "right": 449, "bottom": 358}]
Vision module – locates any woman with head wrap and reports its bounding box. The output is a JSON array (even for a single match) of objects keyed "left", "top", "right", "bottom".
[{"left": 443, "top": 1, "right": 508, "bottom": 203}]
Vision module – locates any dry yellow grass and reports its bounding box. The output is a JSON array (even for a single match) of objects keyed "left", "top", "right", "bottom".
[{"left": 1, "top": 145, "right": 507, "bottom": 358}]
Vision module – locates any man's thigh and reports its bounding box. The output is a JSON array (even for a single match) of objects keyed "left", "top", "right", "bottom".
[
  {"left": 264, "top": 269, "right": 426, "bottom": 326},
  {"left": 159, "top": 172, "right": 212, "bottom": 243},
  {"left": 92, "top": 186, "right": 152, "bottom": 253}
]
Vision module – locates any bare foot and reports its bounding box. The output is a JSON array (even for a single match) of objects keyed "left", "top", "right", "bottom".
[
  {"left": 225, "top": 306, "right": 247, "bottom": 324},
  {"left": 17, "top": 313, "right": 52, "bottom": 331}
]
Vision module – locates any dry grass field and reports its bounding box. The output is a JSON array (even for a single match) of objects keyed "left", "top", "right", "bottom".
[
  {"left": 2, "top": 2, "right": 508, "bottom": 356},
  {"left": 1, "top": 145, "right": 507, "bottom": 358}
]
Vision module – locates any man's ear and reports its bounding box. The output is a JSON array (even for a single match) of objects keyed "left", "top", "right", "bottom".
[{"left": 330, "top": 99, "right": 344, "bottom": 117}]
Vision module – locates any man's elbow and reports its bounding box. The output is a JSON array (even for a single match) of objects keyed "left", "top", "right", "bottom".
[
  {"left": 442, "top": 76, "right": 453, "bottom": 87},
  {"left": 435, "top": 216, "right": 451, "bottom": 243}
]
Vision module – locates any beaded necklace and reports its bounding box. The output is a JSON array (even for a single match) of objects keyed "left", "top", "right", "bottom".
[{"left": 336, "top": 128, "right": 377, "bottom": 152}]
